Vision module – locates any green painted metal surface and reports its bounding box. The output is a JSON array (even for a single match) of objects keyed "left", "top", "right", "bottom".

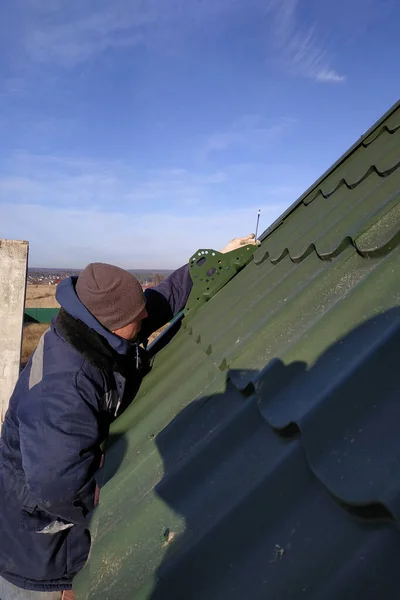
[
  {"left": 147, "top": 245, "right": 257, "bottom": 352},
  {"left": 185, "top": 245, "right": 257, "bottom": 319},
  {"left": 74, "top": 101, "right": 400, "bottom": 600},
  {"left": 24, "top": 308, "right": 59, "bottom": 323}
]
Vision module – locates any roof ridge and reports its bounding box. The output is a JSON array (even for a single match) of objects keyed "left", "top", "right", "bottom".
[
  {"left": 363, "top": 123, "right": 400, "bottom": 147},
  {"left": 254, "top": 229, "right": 400, "bottom": 267},
  {"left": 307, "top": 159, "right": 400, "bottom": 203},
  {"left": 261, "top": 99, "right": 400, "bottom": 241}
]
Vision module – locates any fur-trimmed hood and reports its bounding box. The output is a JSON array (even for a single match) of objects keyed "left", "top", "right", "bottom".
[{"left": 55, "top": 308, "right": 148, "bottom": 377}]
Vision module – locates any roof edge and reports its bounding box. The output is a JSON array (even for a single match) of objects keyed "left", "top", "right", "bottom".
[{"left": 260, "top": 98, "right": 400, "bottom": 241}]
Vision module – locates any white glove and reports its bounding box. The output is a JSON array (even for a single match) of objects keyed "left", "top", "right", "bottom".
[{"left": 219, "top": 233, "right": 260, "bottom": 254}]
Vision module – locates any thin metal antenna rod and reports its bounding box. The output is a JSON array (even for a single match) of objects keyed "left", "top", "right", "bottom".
[{"left": 255, "top": 209, "right": 261, "bottom": 240}]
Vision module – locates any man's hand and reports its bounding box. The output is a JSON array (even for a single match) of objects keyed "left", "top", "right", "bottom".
[{"left": 220, "top": 233, "right": 260, "bottom": 254}]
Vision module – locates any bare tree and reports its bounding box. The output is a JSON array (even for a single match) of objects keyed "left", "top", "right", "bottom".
[{"left": 152, "top": 273, "right": 164, "bottom": 286}]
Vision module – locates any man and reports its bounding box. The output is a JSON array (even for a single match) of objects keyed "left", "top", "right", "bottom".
[{"left": 0, "top": 235, "right": 257, "bottom": 599}]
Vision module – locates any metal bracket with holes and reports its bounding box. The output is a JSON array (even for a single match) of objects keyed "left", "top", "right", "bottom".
[
  {"left": 146, "top": 244, "right": 257, "bottom": 354},
  {"left": 184, "top": 245, "right": 257, "bottom": 320}
]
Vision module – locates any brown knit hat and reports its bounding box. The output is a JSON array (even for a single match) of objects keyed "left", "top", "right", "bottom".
[{"left": 76, "top": 263, "right": 146, "bottom": 331}]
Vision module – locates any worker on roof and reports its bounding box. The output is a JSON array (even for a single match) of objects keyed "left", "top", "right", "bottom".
[{"left": 0, "top": 235, "right": 257, "bottom": 599}]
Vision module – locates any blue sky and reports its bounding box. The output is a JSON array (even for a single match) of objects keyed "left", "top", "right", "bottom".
[{"left": 0, "top": 0, "right": 398, "bottom": 268}]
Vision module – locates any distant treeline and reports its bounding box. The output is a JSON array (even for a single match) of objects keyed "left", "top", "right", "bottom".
[
  {"left": 128, "top": 271, "right": 172, "bottom": 285},
  {"left": 28, "top": 268, "right": 173, "bottom": 286}
]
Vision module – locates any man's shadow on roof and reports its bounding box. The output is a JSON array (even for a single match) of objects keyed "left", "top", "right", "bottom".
[
  {"left": 86, "top": 308, "right": 400, "bottom": 599},
  {"left": 148, "top": 307, "right": 400, "bottom": 600}
]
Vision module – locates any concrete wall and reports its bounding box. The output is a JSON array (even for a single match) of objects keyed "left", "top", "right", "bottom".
[{"left": 0, "top": 239, "right": 29, "bottom": 423}]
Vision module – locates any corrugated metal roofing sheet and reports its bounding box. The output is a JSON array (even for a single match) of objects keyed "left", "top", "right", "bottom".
[{"left": 74, "top": 100, "right": 400, "bottom": 600}]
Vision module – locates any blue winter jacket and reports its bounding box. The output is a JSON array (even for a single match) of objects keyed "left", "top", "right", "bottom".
[{"left": 0, "top": 266, "right": 192, "bottom": 592}]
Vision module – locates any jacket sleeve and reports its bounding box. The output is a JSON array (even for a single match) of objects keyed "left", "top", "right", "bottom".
[
  {"left": 139, "top": 264, "right": 193, "bottom": 340},
  {"left": 18, "top": 369, "right": 105, "bottom": 528}
]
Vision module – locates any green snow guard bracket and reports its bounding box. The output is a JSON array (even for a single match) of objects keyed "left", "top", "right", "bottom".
[
  {"left": 146, "top": 244, "right": 257, "bottom": 353},
  {"left": 184, "top": 244, "right": 257, "bottom": 321}
]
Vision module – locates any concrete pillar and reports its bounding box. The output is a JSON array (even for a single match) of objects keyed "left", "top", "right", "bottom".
[{"left": 0, "top": 239, "right": 29, "bottom": 423}]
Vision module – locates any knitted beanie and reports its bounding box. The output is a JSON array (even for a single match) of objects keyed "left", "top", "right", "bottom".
[{"left": 76, "top": 263, "right": 146, "bottom": 331}]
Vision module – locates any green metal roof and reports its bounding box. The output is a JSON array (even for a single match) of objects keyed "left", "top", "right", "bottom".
[
  {"left": 24, "top": 308, "right": 59, "bottom": 323},
  {"left": 74, "top": 100, "right": 400, "bottom": 600}
]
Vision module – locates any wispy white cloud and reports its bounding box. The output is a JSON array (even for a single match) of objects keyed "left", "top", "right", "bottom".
[
  {"left": 0, "top": 77, "right": 28, "bottom": 98},
  {"left": 0, "top": 151, "right": 305, "bottom": 267},
  {"left": 266, "top": 0, "right": 346, "bottom": 83},
  {"left": 316, "top": 69, "right": 346, "bottom": 83},
  {"left": 11, "top": 0, "right": 261, "bottom": 68},
  {"left": 0, "top": 153, "right": 228, "bottom": 210},
  {"left": 203, "top": 115, "right": 294, "bottom": 156},
  {"left": 25, "top": 8, "right": 146, "bottom": 67},
  {"left": 1, "top": 201, "right": 288, "bottom": 269},
  {"left": 4, "top": 0, "right": 348, "bottom": 83}
]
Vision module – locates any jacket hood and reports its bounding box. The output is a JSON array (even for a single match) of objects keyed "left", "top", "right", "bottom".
[{"left": 56, "top": 276, "right": 130, "bottom": 355}]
